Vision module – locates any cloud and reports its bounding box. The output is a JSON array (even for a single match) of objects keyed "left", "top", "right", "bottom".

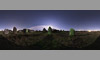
[{"left": 29, "top": 25, "right": 60, "bottom": 30}]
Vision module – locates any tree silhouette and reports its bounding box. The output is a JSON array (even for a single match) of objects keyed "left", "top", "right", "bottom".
[{"left": 43, "top": 28, "right": 47, "bottom": 32}]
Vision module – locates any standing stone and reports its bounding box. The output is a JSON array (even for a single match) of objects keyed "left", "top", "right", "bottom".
[
  {"left": 23, "top": 29, "right": 29, "bottom": 33},
  {"left": 13, "top": 27, "right": 17, "bottom": 34},
  {"left": 48, "top": 27, "right": 52, "bottom": 35},
  {"left": 69, "top": 28, "right": 75, "bottom": 37},
  {"left": 4, "top": 29, "right": 9, "bottom": 34}
]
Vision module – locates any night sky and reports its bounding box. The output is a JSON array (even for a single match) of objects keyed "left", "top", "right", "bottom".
[{"left": 0, "top": 10, "right": 100, "bottom": 31}]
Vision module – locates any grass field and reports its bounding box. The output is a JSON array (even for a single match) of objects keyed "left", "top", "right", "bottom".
[{"left": 0, "top": 31, "right": 100, "bottom": 50}]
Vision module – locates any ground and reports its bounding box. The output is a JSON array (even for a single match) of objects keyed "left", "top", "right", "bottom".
[{"left": 0, "top": 31, "right": 100, "bottom": 50}]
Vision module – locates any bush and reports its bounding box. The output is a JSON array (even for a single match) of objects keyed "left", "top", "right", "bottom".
[{"left": 43, "top": 28, "right": 47, "bottom": 32}]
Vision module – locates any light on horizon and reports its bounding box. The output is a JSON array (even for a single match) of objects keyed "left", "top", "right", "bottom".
[{"left": 88, "top": 30, "right": 92, "bottom": 32}]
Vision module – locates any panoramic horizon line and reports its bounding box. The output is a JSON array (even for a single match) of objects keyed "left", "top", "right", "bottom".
[{"left": 0, "top": 25, "right": 100, "bottom": 31}]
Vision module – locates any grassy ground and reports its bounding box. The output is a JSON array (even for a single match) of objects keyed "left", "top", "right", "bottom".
[{"left": 0, "top": 31, "right": 100, "bottom": 50}]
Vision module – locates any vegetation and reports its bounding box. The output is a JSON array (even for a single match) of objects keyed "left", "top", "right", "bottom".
[
  {"left": 0, "top": 27, "right": 99, "bottom": 50},
  {"left": 0, "top": 30, "right": 99, "bottom": 50},
  {"left": 43, "top": 28, "right": 47, "bottom": 32}
]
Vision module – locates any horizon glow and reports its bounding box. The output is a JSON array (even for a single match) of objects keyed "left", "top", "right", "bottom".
[{"left": 0, "top": 10, "right": 100, "bottom": 31}]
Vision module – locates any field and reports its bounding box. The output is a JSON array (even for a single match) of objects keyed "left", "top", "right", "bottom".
[{"left": 0, "top": 31, "right": 100, "bottom": 50}]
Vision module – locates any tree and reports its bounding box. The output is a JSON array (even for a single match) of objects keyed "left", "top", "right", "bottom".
[
  {"left": 48, "top": 27, "right": 52, "bottom": 35},
  {"left": 52, "top": 29, "right": 59, "bottom": 33},
  {"left": 43, "top": 28, "right": 47, "bottom": 32},
  {"left": 63, "top": 30, "right": 65, "bottom": 31}
]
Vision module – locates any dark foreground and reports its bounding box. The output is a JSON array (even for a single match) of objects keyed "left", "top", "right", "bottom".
[{"left": 0, "top": 31, "right": 100, "bottom": 50}]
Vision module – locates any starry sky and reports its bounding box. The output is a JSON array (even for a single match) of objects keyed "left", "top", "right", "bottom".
[{"left": 0, "top": 10, "right": 100, "bottom": 31}]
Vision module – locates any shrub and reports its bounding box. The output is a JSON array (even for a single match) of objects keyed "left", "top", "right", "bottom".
[{"left": 43, "top": 28, "right": 47, "bottom": 32}]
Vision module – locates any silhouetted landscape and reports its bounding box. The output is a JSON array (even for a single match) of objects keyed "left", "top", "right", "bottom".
[
  {"left": 0, "top": 27, "right": 100, "bottom": 50},
  {"left": 0, "top": 10, "right": 100, "bottom": 50}
]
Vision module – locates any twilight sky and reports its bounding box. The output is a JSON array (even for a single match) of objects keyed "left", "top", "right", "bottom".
[{"left": 0, "top": 10, "right": 100, "bottom": 31}]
